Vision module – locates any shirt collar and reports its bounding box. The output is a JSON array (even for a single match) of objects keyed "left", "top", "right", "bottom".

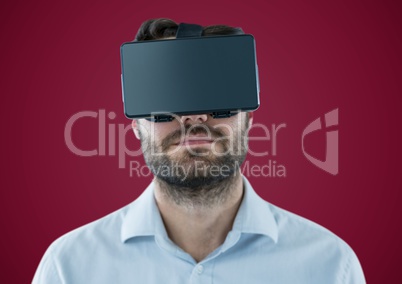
[
  {"left": 231, "top": 175, "right": 278, "bottom": 243},
  {"left": 121, "top": 181, "right": 169, "bottom": 243},
  {"left": 121, "top": 175, "right": 278, "bottom": 243}
]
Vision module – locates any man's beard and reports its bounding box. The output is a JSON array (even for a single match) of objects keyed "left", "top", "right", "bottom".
[{"left": 138, "top": 116, "right": 249, "bottom": 208}]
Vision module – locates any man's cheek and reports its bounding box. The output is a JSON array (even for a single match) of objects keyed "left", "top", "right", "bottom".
[{"left": 211, "top": 138, "right": 229, "bottom": 156}]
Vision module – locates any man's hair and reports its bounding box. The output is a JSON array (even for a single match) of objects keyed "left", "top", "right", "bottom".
[{"left": 134, "top": 18, "right": 244, "bottom": 41}]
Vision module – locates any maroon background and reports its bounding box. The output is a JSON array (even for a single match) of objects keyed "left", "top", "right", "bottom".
[{"left": 1, "top": 0, "right": 401, "bottom": 283}]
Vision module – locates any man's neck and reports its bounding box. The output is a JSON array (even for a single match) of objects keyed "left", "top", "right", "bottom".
[{"left": 153, "top": 173, "right": 244, "bottom": 262}]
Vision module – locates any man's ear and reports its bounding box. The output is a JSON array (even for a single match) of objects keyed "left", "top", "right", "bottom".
[
  {"left": 131, "top": 119, "right": 141, "bottom": 140},
  {"left": 247, "top": 112, "right": 254, "bottom": 130}
]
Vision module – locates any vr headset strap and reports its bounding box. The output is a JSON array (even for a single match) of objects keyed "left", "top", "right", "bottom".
[{"left": 176, "top": 23, "right": 203, "bottom": 38}]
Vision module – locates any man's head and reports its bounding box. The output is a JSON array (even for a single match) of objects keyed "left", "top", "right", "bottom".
[{"left": 131, "top": 18, "right": 253, "bottom": 207}]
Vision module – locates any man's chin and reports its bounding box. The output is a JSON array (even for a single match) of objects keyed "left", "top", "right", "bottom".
[
  {"left": 169, "top": 155, "right": 222, "bottom": 169},
  {"left": 158, "top": 170, "right": 233, "bottom": 189}
]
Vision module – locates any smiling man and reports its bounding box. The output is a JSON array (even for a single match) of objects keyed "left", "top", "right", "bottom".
[
  {"left": 33, "top": 18, "right": 366, "bottom": 283},
  {"left": 133, "top": 111, "right": 249, "bottom": 263}
]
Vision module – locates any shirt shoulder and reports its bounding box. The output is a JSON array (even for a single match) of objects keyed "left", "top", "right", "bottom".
[
  {"left": 268, "top": 202, "right": 349, "bottom": 249},
  {"left": 52, "top": 204, "right": 129, "bottom": 253},
  {"left": 265, "top": 201, "right": 365, "bottom": 283},
  {"left": 33, "top": 203, "right": 131, "bottom": 283}
]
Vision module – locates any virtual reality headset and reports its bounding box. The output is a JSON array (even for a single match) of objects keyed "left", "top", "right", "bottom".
[{"left": 120, "top": 23, "right": 260, "bottom": 122}]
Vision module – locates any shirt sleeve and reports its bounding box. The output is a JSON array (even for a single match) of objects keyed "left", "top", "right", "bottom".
[
  {"left": 342, "top": 248, "right": 366, "bottom": 284},
  {"left": 32, "top": 247, "right": 62, "bottom": 284}
]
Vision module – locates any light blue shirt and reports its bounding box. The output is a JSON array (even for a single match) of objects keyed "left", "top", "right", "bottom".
[{"left": 33, "top": 176, "right": 365, "bottom": 283}]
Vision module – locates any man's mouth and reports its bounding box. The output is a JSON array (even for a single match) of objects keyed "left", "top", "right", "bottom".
[{"left": 174, "top": 135, "right": 214, "bottom": 147}]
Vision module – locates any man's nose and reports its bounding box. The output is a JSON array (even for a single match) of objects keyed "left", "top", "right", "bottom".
[{"left": 179, "top": 114, "right": 209, "bottom": 124}]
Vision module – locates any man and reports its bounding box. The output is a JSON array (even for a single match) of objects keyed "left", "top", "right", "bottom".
[{"left": 33, "top": 18, "right": 366, "bottom": 283}]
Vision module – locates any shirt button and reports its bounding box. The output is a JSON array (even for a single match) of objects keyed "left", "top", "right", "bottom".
[{"left": 196, "top": 265, "right": 204, "bottom": 274}]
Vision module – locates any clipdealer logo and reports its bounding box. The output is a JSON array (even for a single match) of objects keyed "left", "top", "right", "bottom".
[
  {"left": 301, "top": 108, "right": 339, "bottom": 175},
  {"left": 63, "top": 108, "right": 339, "bottom": 178}
]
